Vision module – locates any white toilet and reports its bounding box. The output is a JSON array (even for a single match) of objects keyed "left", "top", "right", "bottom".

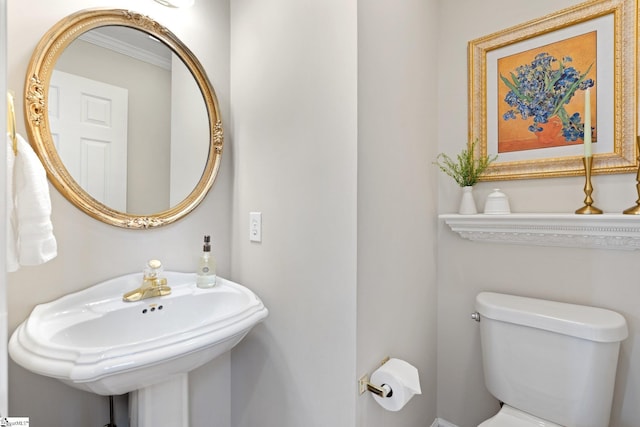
[{"left": 474, "top": 292, "right": 628, "bottom": 427}]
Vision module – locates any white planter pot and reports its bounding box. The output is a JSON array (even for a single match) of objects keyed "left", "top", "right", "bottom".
[{"left": 458, "top": 186, "right": 477, "bottom": 215}]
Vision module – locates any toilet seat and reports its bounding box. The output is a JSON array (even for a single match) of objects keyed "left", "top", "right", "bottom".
[{"left": 478, "top": 404, "right": 563, "bottom": 427}]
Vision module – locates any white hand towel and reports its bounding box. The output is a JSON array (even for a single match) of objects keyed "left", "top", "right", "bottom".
[
  {"left": 6, "top": 134, "right": 17, "bottom": 272},
  {"left": 7, "top": 133, "right": 57, "bottom": 272}
]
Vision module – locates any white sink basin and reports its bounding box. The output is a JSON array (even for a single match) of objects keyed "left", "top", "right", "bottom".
[{"left": 9, "top": 271, "right": 268, "bottom": 395}]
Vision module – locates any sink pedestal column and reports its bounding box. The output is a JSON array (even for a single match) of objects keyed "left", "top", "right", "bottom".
[{"left": 129, "top": 374, "right": 189, "bottom": 427}]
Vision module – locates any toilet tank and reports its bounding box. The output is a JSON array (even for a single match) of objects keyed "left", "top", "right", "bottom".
[{"left": 476, "top": 292, "right": 628, "bottom": 427}]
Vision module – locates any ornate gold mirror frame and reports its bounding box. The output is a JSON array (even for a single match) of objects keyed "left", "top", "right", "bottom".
[{"left": 24, "top": 8, "right": 224, "bottom": 228}]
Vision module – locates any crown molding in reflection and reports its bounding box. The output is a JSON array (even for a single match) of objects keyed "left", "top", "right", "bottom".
[
  {"left": 79, "top": 31, "right": 172, "bottom": 70},
  {"left": 154, "top": 0, "right": 195, "bottom": 8},
  {"left": 440, "top": 213, "right": 640, "bottom": 251}
]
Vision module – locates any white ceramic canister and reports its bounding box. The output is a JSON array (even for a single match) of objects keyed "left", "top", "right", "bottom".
[{"left": 484, "top": 188, "right": 511, "bottom": 214}]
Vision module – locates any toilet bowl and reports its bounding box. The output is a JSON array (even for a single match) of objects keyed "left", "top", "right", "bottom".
[
  {"left": 474, "top": 292, "right": 628, "bottom": 427},
  {"left": 479, "top": 404, "right": 562, "bottom": 427}
]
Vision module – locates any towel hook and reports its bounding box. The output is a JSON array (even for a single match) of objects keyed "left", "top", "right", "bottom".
[{"left": 7, "top": 91, "right": 18, "bottom": 156}]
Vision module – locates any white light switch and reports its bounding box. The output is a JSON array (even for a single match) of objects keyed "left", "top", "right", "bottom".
[{"left": 249, "top": 212, "right": 262, "bottom": 242}]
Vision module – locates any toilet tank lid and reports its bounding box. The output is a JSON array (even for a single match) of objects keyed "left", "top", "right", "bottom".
[{"left": 476, "top": 292, "right": 628, "bottom": 343}]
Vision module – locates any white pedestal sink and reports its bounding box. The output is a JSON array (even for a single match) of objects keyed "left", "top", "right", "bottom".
[
  {"left": 129, "top": 374, "right": 189, "bottom": 427},
  {"left": 9, "top": 271, "right": 268, "bottom": 426}
]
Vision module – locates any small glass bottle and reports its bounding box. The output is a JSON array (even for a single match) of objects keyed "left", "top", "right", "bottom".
[{"left": 196, "top": 235, "right": 217, "bottom": 288}]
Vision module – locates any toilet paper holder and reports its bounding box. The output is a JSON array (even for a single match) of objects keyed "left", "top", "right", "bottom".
[{"left": 358, "top": 357, "right": 392, "bottom": 398}]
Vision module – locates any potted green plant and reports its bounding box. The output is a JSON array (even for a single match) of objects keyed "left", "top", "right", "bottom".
[{"left": 434, "top": 140, "right": 497, "bottom": 214}]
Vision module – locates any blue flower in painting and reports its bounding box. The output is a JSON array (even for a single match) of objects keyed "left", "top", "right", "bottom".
[
  {"left": 562, "top": 112, "right": 587, "bottom": 142},
  {"left": 500, "top": 52, "right": 594, "bottom": 143},
  {"left": 502, "top": 110, "right": 516, "bottom": 121}
]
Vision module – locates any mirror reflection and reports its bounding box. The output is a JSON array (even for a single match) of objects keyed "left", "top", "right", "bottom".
[{"left": 52, "top": 26, "right": 209, "bottom": 215}]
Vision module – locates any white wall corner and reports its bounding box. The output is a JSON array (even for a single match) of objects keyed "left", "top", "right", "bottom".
[{"left": 432, "top": 418, "right": 459, "bottom": 427}]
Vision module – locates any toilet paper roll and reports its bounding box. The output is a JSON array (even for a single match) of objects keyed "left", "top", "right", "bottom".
[{"left": 370, "top": 358, "right": 421, "bottom": 412}]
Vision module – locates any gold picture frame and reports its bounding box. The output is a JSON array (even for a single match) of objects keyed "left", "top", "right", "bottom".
[
  {"left": 468, "top": 0, "right": 637, "bottom": 181},
  {"left": 24, "top": 9, "right": 224, "bottom": 228}
]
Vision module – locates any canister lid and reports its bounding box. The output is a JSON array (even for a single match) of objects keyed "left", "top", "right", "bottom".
[{"left": 476, "top": 292, "right": 628, "bottom": 342}]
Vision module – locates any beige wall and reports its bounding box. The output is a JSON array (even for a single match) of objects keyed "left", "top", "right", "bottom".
[
  {"left": 230, "top": 0, "right": 439, "bottom": 425},
  {"left": 229, "top": 0, "right": 359, "bottom": 425},
  {"left": 437, "top": 1, "right": 640, "bottom": 426},
  {"left": 356, "top": 0, "right": 438, "bottom": 425},
  {"left": 0, "top": 0, "right": 7, "bottom": 417},
  {"left": 7, "top": 0, "right": 231, "bottom": 425}
]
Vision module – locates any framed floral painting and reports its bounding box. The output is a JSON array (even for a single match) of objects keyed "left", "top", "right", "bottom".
[{"left": 468, "top": 0, "right": 637, "bottom": 181}]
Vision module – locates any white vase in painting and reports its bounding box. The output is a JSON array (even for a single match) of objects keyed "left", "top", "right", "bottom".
[{"left": 458, "top": 186, "right": 477, "bottom": 214}]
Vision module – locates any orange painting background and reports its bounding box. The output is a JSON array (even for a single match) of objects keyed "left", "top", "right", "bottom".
[{"left": 497, "top": 31, "right": 597, "bottom": 153}]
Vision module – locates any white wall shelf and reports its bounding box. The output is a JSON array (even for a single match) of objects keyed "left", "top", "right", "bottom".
[{"left": 439, "top": 213, "right": 640, "bottom": 251}]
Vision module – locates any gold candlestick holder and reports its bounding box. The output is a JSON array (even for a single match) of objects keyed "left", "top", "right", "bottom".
[
  {"left": 575, "top": 156, "right": 602, "bottom": 214},
  {"left": 623, "top": 136, "right": 640, "bottom": 214}
]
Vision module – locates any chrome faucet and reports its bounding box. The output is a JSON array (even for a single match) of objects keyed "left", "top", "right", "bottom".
[{"left": 123, "top": 259, "right": 171, "bottom": 302}]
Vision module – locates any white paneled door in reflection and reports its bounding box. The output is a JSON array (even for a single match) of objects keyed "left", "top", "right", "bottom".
[{"left": 49, "top": 70, "right": 128, "bottom": 211}]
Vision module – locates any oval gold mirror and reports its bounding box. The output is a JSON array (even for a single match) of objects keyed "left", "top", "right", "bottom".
[{"left": 24, "top": 8, "right": 223, "bottom": 228}]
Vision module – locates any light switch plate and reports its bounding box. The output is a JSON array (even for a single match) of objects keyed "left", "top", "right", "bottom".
[{"left": 249, "top": 212, "right": 262, "bottom": 242}]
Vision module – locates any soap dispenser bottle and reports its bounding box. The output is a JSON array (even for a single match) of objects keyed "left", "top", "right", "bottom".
[{"left": 196, "top": 235, "right": 217, "bottom": 288}]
